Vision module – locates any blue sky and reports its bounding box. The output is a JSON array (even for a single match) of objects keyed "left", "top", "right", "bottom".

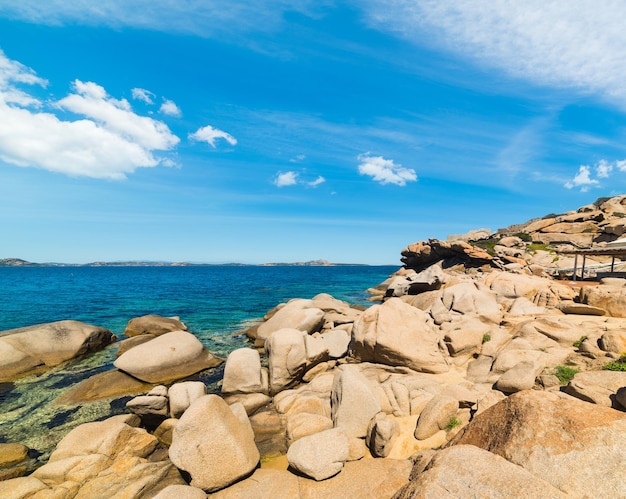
[{"left": 1, "top": 1, "right": 626, "bottom": 264}]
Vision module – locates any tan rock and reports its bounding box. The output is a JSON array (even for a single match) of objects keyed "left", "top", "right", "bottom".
[
  {"left": 351, "top": 298, "right": 449, "bottom": 374},
  {"left": 54, "top": 369, "right": 153, "bottom": 404},
  {"left": 414, "top": 395, "right": 459, "bottom": 440},
  {"left": 221, "top": 348, "right": 267, "bottom": 395},
  {"left": 598, "top": 330, "right": 626, "bottom": 353},
  {"left": 394, "top": 444, "right": 567, "bottom": 498},
  {"left": 286, "top": 413, "right": 333, "bottom": 444},
  {"left": 495, "top": 360, "right": 542, "bottom": 393},
  {"left": 580, "top": 285, "right": 626, "bottom": 317},
  {"left": 287, "top": 428, "right": 349, "bottom": 481},
  {"left": 331, "top": 365, "right": 381, "bottom": 439},
  {"left": 123, "top": 314, "right": 187, "bottom": 337},
  {"left": 169, "top": 395, "right": 260, "bottom": 492},
  {"left": 564, "top": 370, "right": 626, "bottom": 407},
  {"left": 0, "top": 320, "right": 114, "bottom": 381},
  {"left": 153, "top": 484, "right": 207, "bottom": 499},
  {"left": 0, "top": 443, "right": 29, "bottom": 468},
  {"left": 114, "top": 330, "right": 222, "bottom": 383},
  {"left": 256, "top": 299, "right": 325, "bottom": 343},
  {"left": 169, "top": 381, "right": 207, "bottom": 418},
  {"left": 450, "top": 390, "right": 626, "bottom": 497},
  {"left": 265, "top": 328, "right": 308, "bottom": 395}
]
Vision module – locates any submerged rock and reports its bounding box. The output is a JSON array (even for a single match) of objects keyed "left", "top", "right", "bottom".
[
  {"left": 0, "top": 320, "right": 114, "bottom": 381},
  {"left": 123, "top": 314, "right": 188, "bottom": 337}
]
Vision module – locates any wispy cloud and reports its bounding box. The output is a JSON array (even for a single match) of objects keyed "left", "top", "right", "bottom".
[
  {"left": 274, "top": 171, "right": 298, "bottom": 187},
  {"left": 189, "top": 125, "right": 237, "bottom": 148},
  {"left": 0, "top": 1, "right": 329, "bottom": 38},
  {"left": 0, "top": 51, "right": 179, "bottom": 179},
  {"left": 564, "top": 159, "right": 626, "bottom": 192},
  {"left": 131, "top": 87, "right": 155, "bottom": 104},
  {"left": 308, "top": 176, "right": 325, "bottom": 187},
  {"left": 357, "top": 153, "right": 417, "bottom": 186},
  {"left": 363, "top": 1, "right": 626, "bottom": 109},
  {"left": 159, "top": 98, "right": 182, "bottom": 117}
]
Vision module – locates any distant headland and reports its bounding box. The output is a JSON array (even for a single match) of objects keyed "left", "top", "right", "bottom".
[{"left": 0, "top": 258, "right": 367, "bottom": 267}]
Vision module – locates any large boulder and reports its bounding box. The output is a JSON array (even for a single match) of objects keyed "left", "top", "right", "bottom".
[
  {"left": 414, "top": 395, "right": 459, "bottom": 440},
  {"left": 450, "top": 390, "right": 626, "bottom": 497},
  {"left": 221, "top": 348, "right": 268, "bottom": 395},
  {"left": 579, "top": 285, "right": 626, "bottom": 318},
  {"left": 394, "top": 445, "right": 567, "bottom": 498},
  {"left": 169, "top": 395, "right": 259, "bottom": 492},
  {"left": 331, "top": 365, "right": 381, "bottom": 439},
  {"left": 0, "top": 320, "right": 114, "bottom": 381},
  {"left": 286, "top": 427, "right": 349, "bottom": 481},
  {"left": 114, "top": 330, "right": 222, "bottom": 383},
  {"left": 265, "top": 328, "right": 308, "bottom": 395},
  {"left": 255, "top": 299, "right": 325, "bottom": 343},
  {"left": 351, "top": 298, "right": 449, "bottom": 374}
]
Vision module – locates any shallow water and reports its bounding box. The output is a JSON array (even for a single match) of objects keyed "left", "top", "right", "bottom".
[{"left": 0, "top": 265, "right": 396, "bottom": 460}]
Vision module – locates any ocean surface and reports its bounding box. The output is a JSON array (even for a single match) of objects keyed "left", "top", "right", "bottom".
[{"left": 0, "top": 265, "right": 397, "bottom": 460}]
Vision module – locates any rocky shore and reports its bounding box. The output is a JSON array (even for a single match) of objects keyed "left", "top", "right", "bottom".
[{"left": 1, "top": 196, "right": 626, "bottom": 498}]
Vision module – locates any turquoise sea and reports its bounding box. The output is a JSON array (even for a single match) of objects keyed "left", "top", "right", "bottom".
[{"left": 0, "top": 265, "right": 396, "bottom": 460}]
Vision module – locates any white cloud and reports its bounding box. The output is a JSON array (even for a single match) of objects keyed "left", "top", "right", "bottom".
[
  {"left": 357, "top": 153, "right": 417, "bottom": 186},
  {"left": 596, "top": 160, "right": 613, "bottom": 179},
  {"left": 0, "top": 52, "right": 180, "bottom": 179},
  {"left": 0, "top": 49, "right": 48, "bottom": 107},
  {"left": 131, "top": 87, "right": 155, "bottom": 104},
  {"left": 159, "top": 98, "right": 182, "bottom": 117},
  {"left": 189, "top": 125, "right": 237, "bottom": 147},
  {"left": 308, "top": 176, "right": 325, "bottom": 187},
  {"left": 564, "top": 165, "right": 599, "bottom": 192},
  {"left": 274, "top": 171, "right": 298, "bottom": 187},
  {"left": 290, "top": 154, "right": 306, "bottom": 163},
  {"left": 363, "top": 1, "right": 626, "bottom": 108}
]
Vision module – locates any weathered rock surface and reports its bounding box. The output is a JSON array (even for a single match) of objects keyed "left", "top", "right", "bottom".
[
  {"left": 331, "top": 365, "right": 381, "bottom": 438},
  {"left": 351, "top": 298, "right": 449, "bottom": 374},
  {"left": 287, "top": 427, "right": 349, "bottom": 481},
  {"left": 221, "top": 348, "right": 267, "bottom": 395},
  {"left": 169, "top": 381, "right": 207, "bottom": 418},
  {"left": 0, "top": 320, "right": 114, "bottom": 381},
  {"left": 154, "top": 484, "right": 208, "bottom": 499},
  {"left": 255, "top": 299, "right": 325, "bottom": 343},
  {"left": 123, "top": 314, "right": 188, "bottom": 337},
  {"left": 0, "top": 415, "right": 184, "bottom": 497},
  {"left": 394, "top": 444, "right": 567, "bottom": 498},
  {"left": 414, "top": 395, "right": 459, "bottom": 440},
  {"left": 450, "top": 390, "right": 626, "bottom": 497},
  {"left": 169, "top": 395, "right": 259, "bottom": 492},
  {"left": 564, "top": 370, "right": 626, "bottom": 407},
  {"left": 579, "top": 285, "right": 626, "bottom": 317},
  {"left": 114, "top": 330, "right": 222, "bottom": 383},
  {"left": 367, "top": 412, "right": 399, "bottom": 458}
]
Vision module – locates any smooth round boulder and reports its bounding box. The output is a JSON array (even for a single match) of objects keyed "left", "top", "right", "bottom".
[
  {"left": 169, "top": 381, "right": 207, "bottom": 418},
  {"left": 286, "top": 428, "right": 349, "bottom": 481},
  {"left": 168, "top": 395, "right": 260, "bottom": 492},
  {"left": 114, "top": 331, "right": 222, "bottom": 383}
]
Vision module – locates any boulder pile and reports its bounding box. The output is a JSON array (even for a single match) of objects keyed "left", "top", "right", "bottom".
[{"left": 2, "top": 196, "right": 626, "bottom": 497}]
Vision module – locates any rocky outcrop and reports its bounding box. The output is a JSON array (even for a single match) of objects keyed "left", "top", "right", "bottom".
[
  {"left": 286, "top": 427, "right": 349, "bottom": 481},
  {"left": 449, "top": 390, "right": 626, "bottom": 497},
  {"left": 394, "top": 445, "right": 567, "bottom": 498},
  {"left": 114, "top": 330, "right": 222, "bottom": 383},
  {"left": 0, "top": 415, "right": 185, "bottom": 497},
  {"left": 0, "top": 320, "right": 114, "bottom": 381}
]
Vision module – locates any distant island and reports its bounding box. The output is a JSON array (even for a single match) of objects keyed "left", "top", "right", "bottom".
[{"left": 0, "top": 258, "right": 368, "bottom": 267}]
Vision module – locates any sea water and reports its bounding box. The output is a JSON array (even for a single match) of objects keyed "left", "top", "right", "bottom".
[{"left": 0, "top": 265, "right": 396, "bottom": 459}]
